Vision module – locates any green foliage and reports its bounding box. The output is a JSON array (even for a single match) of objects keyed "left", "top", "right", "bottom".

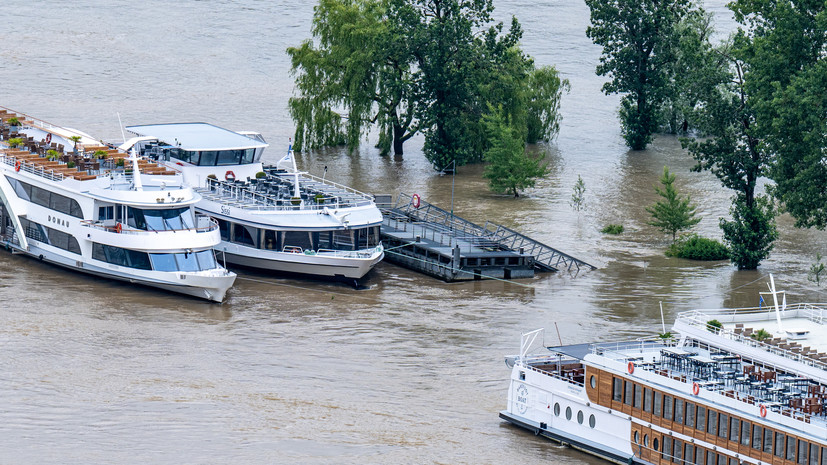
[
  {"left": 46, "top": 149, "right": 60, "bottom": 161},
  {"left": 571, "top": 175, "right": 586, "bottom": 212},
  {"left": 585, "top": 0, "right": 693, "bottom": 150},
  {"left": 6, "top": 117, "right": 19, "bottom": 126},
  {"left": 116, "top": 158, "right": 125, "bottom": 167},
  {"left": 7, "top": 137, "right": 23, "bottom": 148},
  {"left": 255, "top": 171, "right": 267, "bottom": 179},
  {"left": 750, "top": 328, "right": 772, "bottom": 342},
  {"left": 646, "top": 166, "right": 701, "bottom": 242},
  {"left": 808, "top": 253, "right": 825, "bottom": 287},
  {"left": 665, "top": 234, "right": 729, "bottom": 260},
  {"left": 601, "top": 224, "right": 624, "bottom": 235},
  {"left": 66, "top": 161, "right": 76, "bottom": 169},
  {"left": 93, "top": 150, "right": 107, "bottom": 159},
  {"left": 719, "top": 194, "right": 777, "bottom": 270},
  {"left": 706, "top": 319, "right": 723, "bottom": 333},
  {"left": 657, "top": 331, "right": 674, "bottom": 342},
  {"left": 482, "top": 107, "right": 547, "bottom": 197},
  {"left": 524, "top": 66, "right": 569, "bottom": 144}
]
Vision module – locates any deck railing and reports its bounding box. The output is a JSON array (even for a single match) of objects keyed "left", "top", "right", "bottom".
[
  {"left": 79, "top": 215, "right": 218, "bottom": 234},
  {"left": 202, "top": 177, "right": 374, "bottom": 211}
]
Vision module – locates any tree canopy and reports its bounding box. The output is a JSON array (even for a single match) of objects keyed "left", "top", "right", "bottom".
[
  {"left": 646, "top": 166, "right": 701, "bottom": 242},
  {"left": 585, "top": 0, "right": 693, "bottom": 150},
  {"left": 288, "top": 0, "right": 568, "bottom": 168},
  {"left": 482, "top": 106, "right": 548, "bottom": 197}
]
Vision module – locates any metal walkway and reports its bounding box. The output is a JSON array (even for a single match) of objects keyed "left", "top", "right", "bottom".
[{"left": 380, "top": 193, "right": 595, "bottom": 276}]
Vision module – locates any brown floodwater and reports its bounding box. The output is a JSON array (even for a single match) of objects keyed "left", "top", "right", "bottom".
[{"left": 1, "top": 0, "right": 825, "bottom": 463}]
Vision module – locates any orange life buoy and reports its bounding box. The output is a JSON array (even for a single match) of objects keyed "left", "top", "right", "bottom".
[
  {"left": 411, "top": 193, "right": 421, "bottom": 209},
  {"left": 14, "top": 160, "right": 21, "bottom": 172},
  {"left": 115, "top": 222, "right": 123, "bottom": 234},
  {"left": 692, "top": 382, "right": 700, "bottom": 395},
  {"left": 225, "top": 170, "right": 235, "bottom": 181},
  {"left": 627, "top": 361, "right": 635, "bottom": 374},
  {"left": 759, "top": 404, "right": 767, "bottom": 418}
]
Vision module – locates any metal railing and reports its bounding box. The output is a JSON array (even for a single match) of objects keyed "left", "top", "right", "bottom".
[
  {"left": 201, "top": 178, "right": 374, "bottom": 211},
  {"left": 79, "top": 216, "right": 218, "bottom": 234}
]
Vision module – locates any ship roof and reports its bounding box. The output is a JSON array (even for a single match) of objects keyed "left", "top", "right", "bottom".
[{"left": 125, "top": 123, "right": 268, "bottom": 151}]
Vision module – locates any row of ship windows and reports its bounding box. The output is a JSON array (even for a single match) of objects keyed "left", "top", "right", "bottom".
[
  {"left": 7, "top": 176, "right": 83, "bottom": 218},
  {"left": 552, "top": 403, "right": 597, "bottom": 428},
  {"left": 217, "top": 220, "right": 381, "bottom": 252},
  {"left": 612, "top": 377, "right": 824, "bottom": 465}
]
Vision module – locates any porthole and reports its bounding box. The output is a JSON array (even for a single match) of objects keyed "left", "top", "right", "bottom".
[
  {"left": 566, "top": 406, "right": 572, "bottom": 420},
  {"left": 653, "top": 437, "right": 660, "bottom": 451},
  {"left": 589, "top": 414, "right": 596, "bottom": 428},
  {"left": 644, "top": 434, "right": 649, "bottom": 447},
  {"left": 590, "top": 375, "right": 596, "bottom": 389},
  {"left": 577, "top": 410, "right": 584, "bottom": 424},
  {"left": 554, "top": 403, "right": 561, "bottom": 416},
  {"left": 634, "top": 431, "right": 640, "bottom": 443}
]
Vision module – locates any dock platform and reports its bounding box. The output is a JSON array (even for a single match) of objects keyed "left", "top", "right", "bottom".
[{"left": 378, "top": 193, "right": 595, "bottom": 282}]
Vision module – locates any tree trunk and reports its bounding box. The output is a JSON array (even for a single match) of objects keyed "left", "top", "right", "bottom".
[{"left": 393, "top": 124, "right": 405, "bottom": 155}]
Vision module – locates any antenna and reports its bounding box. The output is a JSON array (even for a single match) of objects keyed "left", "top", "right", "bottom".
[
  {"left": 660, "top": 301, "right": 666, "bottom": 334},
  {"left": 117, "top": 112, "right": 126, "bottom": 144}
]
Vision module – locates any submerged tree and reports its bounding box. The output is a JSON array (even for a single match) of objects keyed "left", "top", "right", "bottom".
[
  {"left": 482, "top": 106, "right": 548, "bottom": 197},
  {"left": 646, "top": 166, "right": 700, "bottom": 242},
  {"left": 585, "top": 0, "right": 693, "bottom": 150}
]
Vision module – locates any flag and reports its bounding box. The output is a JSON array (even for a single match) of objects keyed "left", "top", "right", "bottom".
[{"left": 759, "top": 295, "right": 765, "bottom": 308}]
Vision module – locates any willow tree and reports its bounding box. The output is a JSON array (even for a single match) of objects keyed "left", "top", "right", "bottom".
[
  {"left": 585, "top": 0, "right": 692, "bottom": 150},
  {"left": 287, "top": 0, "right": 418, "bottom": 155}
]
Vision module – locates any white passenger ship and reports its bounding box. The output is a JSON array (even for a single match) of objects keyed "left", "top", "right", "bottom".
[
  {"left": 502, "top": 276, "right": 827, "bottom": 465},
  {"left": 120, "top": 123, "right": 384, "bottom": 283},
  {"left": 0, "top": 108, "right": 236, "bottom": 302}
]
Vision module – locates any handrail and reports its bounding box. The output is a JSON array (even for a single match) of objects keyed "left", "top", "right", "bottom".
[{"left": 79, "top": 216, "right": 218, "bottom": 234}]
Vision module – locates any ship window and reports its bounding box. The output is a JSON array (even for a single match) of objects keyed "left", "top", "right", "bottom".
[
  {"left": 634, "top": 431, "right": 639, "bottom": 443},
  {"left": 729, "top": 417, "right": 739, "bottom": 441},
  {"left": 196, "top": 250, "right": 216, "bottom": 270},
  {"left": 633, "top": 384, "right": 642, "bottom": 409},
  {"left": 92, "top": 243, "right": 152, "bottom": 270},
  {"left": 199, "top": 151, "right": 219, "bottom": 166},
  {"left": 707, "top": 410, "right": 717, "bottom": 435},
  {"left": 132, "top": 207, "right": 194, "bottom": 232},
  {"left": 799, "top": 440, "right": 809, "bottom": 465},
  {"left": 589, "top": 375, "right": 596, "bottom": 389},
  {"left": 788, "top": 436, "right": 797, "bottom": 461},
  {"left": 643, "top": 434, "right": 648, "bottom": 447},
  {"left": 216, "top": 149, "right": 243, "bottom": 166},
  {"left": 811, "top": 444, "right": 820, "bottom": 465},
  {"left": 565, "top": 406, "right": 572, "bottom": 421},
  {"left": 718, "top": 454, "right": 726, "bottom": 465},
  {"left": 262, "top": 229, "right": 277, "bottom": 250},
  {"left": 577, "top": 410, "right": 584, "bottom": 424},
  {"left": 696, "top": 406, "right": 706, "bottom": 432},
  {"left": 662, "top": 437, "right": 672, "bottom": 460},
  {"left": 752, "top": 424, "right": 762, "bottom": 450},
  {"left": 706, "top": 451, "right": 715, "bottom": 465},
  {"left": 685, "top": 444, "right": 694, "bottom": 465},
  {"left": 741, "top": 420, "right": 750, "bottom": 445},
  {"left": 663, "top": 395, "right": 673, "bottom": 421},
  {"left": 763, "top": 426, "right": 773, "bottom": 454},
  {"left": 624, "top": 381, "right": 633, "bottom": 406},
  {"left": 99, "top": 206, "right": 114, "bottom": 221},
  {"left": 729, "top": 458, "right": 738, "bottom": 465},
  {"left": 284, "top": 231, "right": 312, "bottom": 251},
  {"left": 242, "top": 148, "right": 255, "bottom": 164},
  {"left": 217, "top": 219, "right": 230, "bottom": 241},
  {"left": 673, "top": 439, "right": 683, "bottom": 463},
  {"left": 674, "top": 398, "right": 684, "bottom": 424},
  {"left": 50, "top": 193, "right": 70, "bottom": 214},
  {"left": 175, "top": 250, "right": 200, "bottom": 272},
  {"left": 695, "top": 449, "right": 705, "bottom": 465},
  {"left": 718, "top": 413, "right": 727, "bottom": 439},
  {"left": 232, "top": 223, "right": 255, "bottom": 246},
  {"left": 589, "top": 414, "right": 595, "bottom": 428},
  {"left": 31, "top": 185, "right": 51, "bottom": 207},
  {"left": 685, "top": 402, "right": 695, "bottom": 427},
  {"left": 653, "top": 437, "right": 659, "bottom": 452},
  {"left": 553, "top": 403, "right": 560, "bottom": 416},
  {"left": 643, "top": 388, "right": 652, "bottom": 413},
  {"left": 821, "top": 446, "right": 827, "bottom": 465},
  {"left": 8, "top": 177, "right": 31, "bottom": 201},
  {"left": 776, "top": 433, "right": 786, "bottom": 458},
  {"left": 612, "top": 378, "right": 623, "bottom": 402}
]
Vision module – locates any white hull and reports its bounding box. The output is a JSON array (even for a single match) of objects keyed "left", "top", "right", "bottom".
[{"left": 217, "top": 243, "right": 384, "bottom": 279}]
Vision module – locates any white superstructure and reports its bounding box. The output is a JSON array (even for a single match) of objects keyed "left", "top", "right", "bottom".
[
  {"left": 0, "top": 108, "right": 236, "bottom": 302},
  {"left": 122, "top": 123, "right": 384, "bottom": 282},
  {"left": 502, "top": 277, "right": 827, "bottom": 465}
]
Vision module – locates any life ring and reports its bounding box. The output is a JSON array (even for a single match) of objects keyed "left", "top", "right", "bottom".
[
  {"left": 411, "top": 193, "right": 421, "bottom": 209},
  {"left": 45, "top": 133, "right": 52, "bottom": 144},
  {"left": 692, "top": 382, "right": 700, "bottom": 395},
  {"left": 14, "top": 160, "right": 21, "bottom": 172},
  {"left": 759, "top": 404, "right": 767, "bottom": 418},
  {"left": 627, "top": 361, "right": 635, "bottom": 374},
  {"left": 114, "top": 222, "right": 122, "bottom": 234},
  {"left": 225, "top": 170, "right": 235, "bottom": 181}
]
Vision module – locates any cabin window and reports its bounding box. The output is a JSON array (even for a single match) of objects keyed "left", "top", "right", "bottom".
[
  {"left": 633, "top": 384, "right": 642, "bottom": 409},
  {"left": 99, "top": 206, "right": 115, "bottom": 221},
  {"left": 653, "top": 437, "right": 659, "bottom": 453},
  {"left": 577, "top": 410, "right": 584, "bottom": 424},
  {"left": 145, "top": 250, "right": 216, "bottom": 272},
  {"left": 612, "top": 378, "right": 622, "bottom": 402},
  {"left": 31, "top": 185, "right": 51, "bottom": 207},
  {"left": 553, "top": 403, "right": 560, "bottom": 416},
  {"left": 283, "top": 231, "right": 312, "bottom": 251},
  {"left": 663, "top": 395, "right": 673, "bottom": 420},
  {"left": 200, "top": 151, "right": 219, "bottom": 166},
  {"left": 332, "top": 229, "right": 354, "bottom": 250},
  {"left": 565, "top": 406, "right": 572, "bottom": 421},
  {"left": 8, "top": 176, "right": 31, "bottom": 201},
  {"left": 47, "top": 228, "right": 81, "bottom": 255},
  {"left": 800, "top": 440, "right": 810, "bottom": 465},
  {"left": 216, "top": 149, "right": 242, "bottom": 166},
  {"left": 729, "top": 458, "right": 738, "bottom": 465},
  {"left": 705, "top": 450, "right": 715, "bottom": 465},
  {"left": 674, "top": 398, "right": 684, "bottom": 424},
  {"left": 776, "top": 433, "right": 786, "bottom": 458},
  {"left": 92, "top": 243, "right": 152, "bottom": 270},
  {"left": 696, "top": 406, "right": 706, "bottom": 432},
  {"left": 718, "top": 413, "right": 728, "bottom": 439},
  {"left": 624, "top": 381, "right": 633, "bottom": 406},
  {"left": 821, "top": 447, "right": 827, "bottom": 465},
  {"left": 717, "top": 454, "right": 726, "bottom": 465},
  {"left": 741, "top": 420, "right": 751, "bottom": 446},
  {"left": 232, "top": 223, "right": 256, "bottom": 246},
  {"left": 707, "top": 410, "right": 717, "bottom": 435},
  {"left": 128, "top": 207, "right": 194, "bottom": 231},
  {"left": 653, "top": 391, "right": 662, "bottom": 417},
  {"left": 695, "top": 449, "right": 704, "bottom": 465},
  {"left": 685, "top": 402, "right": 695, "bottom": 428},
  {"left": 752, "top": 424, "right": 762, "bottom": 450},
  {"left": 662, "top": 437, "right": 672, "bottom": 460},
  {"left": 811, "top": 444, "right": 820, "bottom": 465},
  {"left": 673, "top": 439, "right": 683, "bottom": 463},
  {"left": 262, "top": 229, "right": 278, "bottom": 250},
  {"left": 643, "top": 388, "right": 652, "bottom": 413},
  {"left": 685, "top": 444, "right": 694, "bottom": 465},
  {"left": 217, "top": 219, "right": 230, "bottom": 241},
  {"left": 788, "top": 436, "right": 797, "bottom": 461},
  {"left": 589, "top": 414, "right": 596, "bottom": 428},
  {"left": 729, "top": 417, "right": 739, "bottom": 442},
  {"left": 764, "top": 428, "right": 773, "bottom": 454}
]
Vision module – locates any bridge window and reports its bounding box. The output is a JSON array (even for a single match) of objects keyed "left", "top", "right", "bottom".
[{"left": 127, "top": 207, "right": 194, "bottom": 231}]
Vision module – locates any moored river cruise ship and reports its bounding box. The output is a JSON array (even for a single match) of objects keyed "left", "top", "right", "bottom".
[
  {"left": 502, "top": 276, "right": 827, "bottom": 465},
  {"left": 0, "top": 107, "right": 236, "bottom": 302},
  {"left": 120, "top": 123, "right": 384, "bottom": 283}
]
